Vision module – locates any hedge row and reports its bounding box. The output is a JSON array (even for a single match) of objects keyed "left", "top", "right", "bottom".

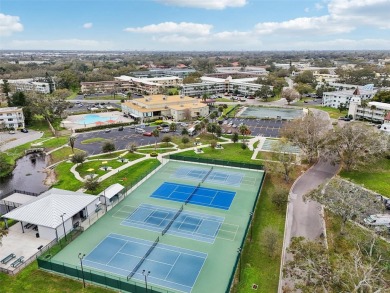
[{"left": 74, "top": 121, "right": 137, "bottom": 133}]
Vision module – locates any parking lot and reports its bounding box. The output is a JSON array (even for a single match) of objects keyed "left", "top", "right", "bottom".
[
  {"left": 222, "top": 118, "right": 285, "bottom": 138},
  {"left": 74, "top": 125, "right": 184, "bottom": 155},
  {"left": 66, "top": 101, "right": 121, "bottom": 115}
]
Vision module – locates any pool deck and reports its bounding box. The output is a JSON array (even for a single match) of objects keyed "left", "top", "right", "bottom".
[{"left": 62, "top": 111, "right": 134, "bottom": 130}]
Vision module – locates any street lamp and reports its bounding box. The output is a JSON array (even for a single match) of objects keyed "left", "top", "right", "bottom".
[
  {"left": 249, "top": 212, "right": 254, "bottom": 242},
  {"left": 60, "top": 213, "right": 67, "bottom": 242},
  {"left": 142, "top": 270, "right": 150, "bottom": 293},
  {"left": 78, "top": 253, "right": 86, "bottom": 288},
  {"left": 237, "top": 248, "right": 242, "bottom": 282}
]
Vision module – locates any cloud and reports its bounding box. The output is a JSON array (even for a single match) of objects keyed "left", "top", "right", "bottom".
[
  {"left": 156, "top": 0, "right": 247, "bottom": 9},
  {"left": 83, "top": 23, "right": 93, "bottom": 29},
  {"left": 254, "top": 16, "right": 354, "bottom": 35},
  {"left": 253, "top": 0, "right": 390, "bottom": 37},
  {"left": 124, "top": 22, "right": 213, "bottom": 36},
  {"left": 2, "top": 39, "right": 113, "bottom": 50},
  {"left": 0, "top": 13, "right": 23, "bottom": 36}
]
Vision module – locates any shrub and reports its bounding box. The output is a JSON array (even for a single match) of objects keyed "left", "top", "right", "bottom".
[
  {"left": 232, "top": 132, "right": 239, "bottom": 143},
  {"left": 181, "top": 136, "right": 190, "bottom": 144},
  {"left": 161, "top": 135, "right": 172, "bottom": 145},
  {"left": 150, "top": 152, "right": 158, "bottom": 157},
  {"left": 71, "top": 152, "right": 87, "bottom": 164},
  {"left": 84, "top": 177, "right": 99, "bottom": 191},
  {"left": 154, "top": 120, "right": 163, "bottom": 125},
  {"left": 102, "top": 141, "right": 115, "bottom": 153},
  {"left": 241, "top": 143, "right": 247, "bottom": 150}
]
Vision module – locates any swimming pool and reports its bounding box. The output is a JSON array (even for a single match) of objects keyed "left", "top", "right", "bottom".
[
  {"left": 77, "top": 114, "right": 117, "bottom": 125},
  {"left": 239, "top": 107, "right": 302, "bottom": 120}
]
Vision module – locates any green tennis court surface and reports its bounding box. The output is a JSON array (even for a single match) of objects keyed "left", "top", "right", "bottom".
[{"left": 48, "top": 160, "right": 265, "bottom": 293}]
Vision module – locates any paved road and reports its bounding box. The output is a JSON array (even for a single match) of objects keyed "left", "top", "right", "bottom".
[
  {"left": 0, "top": 130, "right": 43, "bottom": 152},
  {"left": 289, "top": 160, "right": 339, "bottom": 240}
]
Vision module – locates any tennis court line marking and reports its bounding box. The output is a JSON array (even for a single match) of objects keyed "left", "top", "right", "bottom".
[
  {"left": 121, "top": 205, "right": 224, "bottom": 243},
  {"left": 84, "top": 257, "right": 194, "bottom": 291},
  {"left": 107, "top": 234, "right": 207, "bottom": 259},
  {"left": 85, "top": 234, "right": 208, "bottom": 291},
  {"left": 163, "top": 253, "right": 181, "bottom": 281},
  {"left": 106, "top": 242, "right": 128, "bottom": 265},
  {"left": 216, "top": 223, "right": 239, "bottom": 241}
]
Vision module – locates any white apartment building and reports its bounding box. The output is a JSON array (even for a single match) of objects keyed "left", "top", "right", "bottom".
[
  {"left": 322, "top": 87, "right": 377, "bottom": 109},
  {"left": 181, "top": 76, "right": 268, "bottom": 97},
  {"left": 81, "top": 76, "right": 182, "bottom": 96},
  {"left": 0, "top": 107, "right": 25, "bottom": 129},
  {"left": 0, "top": 79, "right": 55, "bottom": 94},
  {"left": 348, "top": 98, "right": 390, "bottom": 123}
]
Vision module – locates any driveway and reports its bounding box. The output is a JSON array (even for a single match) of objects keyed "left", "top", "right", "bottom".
[{"left": 0, "top": 130, "right": 43, "bottom": 152}]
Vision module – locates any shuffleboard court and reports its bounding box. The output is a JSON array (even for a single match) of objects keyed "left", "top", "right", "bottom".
[
  {"left": 171, "top": 166, "right": 244, "bottom": 187},
  {"left": 120, "top": 203, "right": 225, "bottom": 243},
  {"left": 83, "top": 233, "right": 207, "bottom": 293},
  {"left": 151, "top": 182, "right": 236, "bottom": 210}
]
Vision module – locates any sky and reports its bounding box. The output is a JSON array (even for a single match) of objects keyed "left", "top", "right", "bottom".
[{"left": 1, "top": 0, "right": 390, "bottom": 51}]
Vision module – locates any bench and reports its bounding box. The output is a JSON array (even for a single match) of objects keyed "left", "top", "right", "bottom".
[
  {"left": 1, "top": 253, "right": 16, "bottom": 264},
  {"left": 10, "top": 256, "right": 24, "bottom": 268}
]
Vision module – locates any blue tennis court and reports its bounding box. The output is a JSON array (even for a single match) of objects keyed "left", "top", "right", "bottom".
[
  {"left": 83, "top": 234, "right": 207, "bottom": 293},
  {"left": 121, "top": 204, "right": 224, "bottom": 243},
  {"left": 171, "top": 166, "right": 244, "bottom": 187},
  {"left": 151, "top": 182, "right": 236, "bottom": 210}
]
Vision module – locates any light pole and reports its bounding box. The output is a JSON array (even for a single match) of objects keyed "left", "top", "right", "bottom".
[
  {"left": 142, "top": 270, "right": 150, "bottom": 293},
  {"left": 237, "top": 248, "right": 242, "bottom": 282},
  {"left": 78, "top": 253, "right": 86, "bottom": 288},
  {"left": 249, "top": 212, "right": 254, "bottom": 242},
  {"left": 60, "top": 213, "right": 67, "bottom": 242}
]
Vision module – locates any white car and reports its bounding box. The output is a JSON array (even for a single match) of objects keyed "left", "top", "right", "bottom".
[{"left": 162, "top": 128, "right": 170, "bottom": 133}]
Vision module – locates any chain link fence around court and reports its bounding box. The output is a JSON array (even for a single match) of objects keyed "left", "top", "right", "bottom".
[
  {"left": 37, "top": 257, "right": 172, "bottom": 293},
  {"left": 165, "top": 154, "right": 265, "bottom": 171}
]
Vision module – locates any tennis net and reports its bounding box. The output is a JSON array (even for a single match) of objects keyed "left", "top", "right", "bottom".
[
  {"left": 185, "top": 183, "right": 201, "bottom": 205},
  {"left": 127, "top": 236, "right": 160, "bottom": 280},
  {"left": 202, "top": 166, "right": 213, "bottom": 183},
  {"left": 161, "top": 205, "right": 183, "bottom": 236}
]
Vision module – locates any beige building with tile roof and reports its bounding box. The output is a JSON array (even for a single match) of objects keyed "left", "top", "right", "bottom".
[{"left": 121, "top": 94, "right": 209, "bottom": 121}]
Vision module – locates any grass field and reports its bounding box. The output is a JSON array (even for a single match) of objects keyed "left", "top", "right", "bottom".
[
  {"left": 80, "top": 137, "right": 107, "bottom": 144},
  {"left": 171, "top": 133, "right": 224, "bottom": 149},
  {"left": 340, "top": 158, "right": 390, "bottom": 195},
  {"left": 311, "top": 106, "right": 347, "bottom": 119},
  {"left": 136, "top": 148, "right": 177, "bottom": 154},
  {"left": 177, "top": 143, "right": 260, "bottom": 164},
  {"left": 49, "top": 147, "right": 85, "bottom": 164},
  {"left": 76, "top": 160, "right": 124, "bottom": 178},
  {"left": 87, "top": 158, "right": 161, "bottom": 195},
  {"left": 53, "top": 162, "right": 84, "bottom": 191}
]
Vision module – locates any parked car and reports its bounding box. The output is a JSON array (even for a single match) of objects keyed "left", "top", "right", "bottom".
[
  {"left": 118, "top": 126, "right": 124, "bottom": 131},
  {"left": 143, "top": 131, "right": 152, "bottom": 136},
  {"left": 21, "top": 128, "right": 28, "bottom": 133},
  {"left": 364, "top": 214, "right": 390, "bottom": 226},
  {"left": 384, "top": 199, "right": 390, "bottom": 210},
  {"left": 135, "top": 128, "right": 145, "bottom": 134},
  {"left": 105, "top": 129, "right": 111, "bottom": 133},
  {"left": 8, "top": 130, "right": 16, "bottom": 134},
  {"left": 162, "top": 128, "right": 170, "bottom": 133}
]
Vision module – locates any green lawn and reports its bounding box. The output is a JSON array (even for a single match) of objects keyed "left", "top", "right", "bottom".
[
  {"left": 52, "top": 162, "right": 84, "bottom": 191},
  {"left": 340, "top": 158, "right": 390, "bottom": 195},
  {"left": 0, "top": 261, "right": 113, "bottom": 293},
  {"left": 311, "top": 106, "right": 347, "bottom": 119},
  {"left": 66, "top": 91, "right": 78, "bottom": 100},
  {"left": 171, "top": 133, "right": 224, "bottom": 149},
  {"left": 76, "top": 160, "right": 124, "bottom": 178},
  {"left": 176, "top": 143, "right": 260, "bottom": 164},
  {"left": 136, "top": 148, "right": 177, "bottom": 154},
  {"left": 88, "top": 152, "right": 125, "bottom": 160},
  {"left": 49, "top": 147, "right": 85, "bottom": 164},
  {"left": 80, "top": 137, "right": 107, "bottom": 144},
  {"left": 87, "top": 159, "right": 161, "bottom": 195},
  {"left": 40, "top": 136, "right": 69, "bottom": 150},
  {"left": 232, "top": 174, "right": 289, "bottom": 293}
]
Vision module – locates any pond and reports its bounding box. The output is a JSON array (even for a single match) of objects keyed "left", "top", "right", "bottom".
[
  {"left": 0, "top": 154, "right": 49, "bottom": 212},
  {"left": 239, "top": 107, "right": 303, "bottom": 120}
]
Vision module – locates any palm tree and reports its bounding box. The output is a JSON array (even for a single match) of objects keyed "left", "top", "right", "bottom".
[
  {"left": 239, "top": 124, "right": 249, "bottom": 142},
  {"left": 370, "top": 105, "right": 377, "bottom": 121},
  {"left": 152, "top": 129, "right": 160, "bottom": 150},
  {"left": 69, "top": 136, "right": 76, "bottom": 153},
  {"left": 360, "top": 99, "right": 368, "bottom": 120}
]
